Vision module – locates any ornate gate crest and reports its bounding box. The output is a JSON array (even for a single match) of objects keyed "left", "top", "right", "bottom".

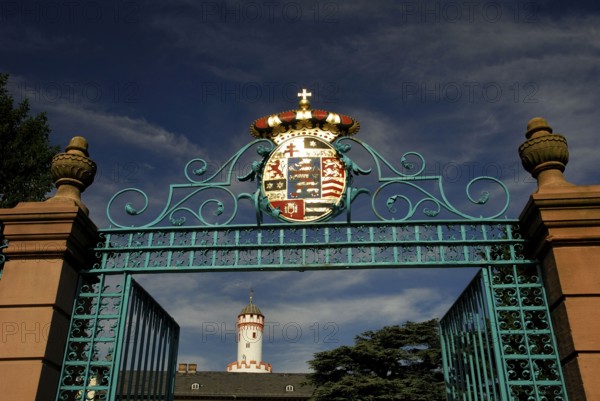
[
  {"left": 262, "top": 136, "right": 346, "bottom": 222},
  {"left": 251, "top": 89, "right": 359, "bottom": 222}
]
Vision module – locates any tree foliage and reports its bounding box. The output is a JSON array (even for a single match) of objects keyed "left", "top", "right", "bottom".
[
  {"left": 0, "top": 73, "right": 59, "bottom": 208},
  {"left": 307, "top": 319, "right": 445, "bottom": 401}
]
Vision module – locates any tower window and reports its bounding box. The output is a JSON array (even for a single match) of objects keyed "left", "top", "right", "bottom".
[
  {"left": 253, "top": 332, "right": 257, "bottom": 339},
  {"left": 286, "top": 385, "right": 294, "bottom": 392},
  {"left": 246, "top": 342, "right": 250, "bottom": 348}
]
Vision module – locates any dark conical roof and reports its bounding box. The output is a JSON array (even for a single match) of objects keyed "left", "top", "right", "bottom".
[
  {"left": 240, "top": 289, "right": 263, "bottom": 316},
  {"left": 240, "top": 302, "right": 263, "bottom": 316}
]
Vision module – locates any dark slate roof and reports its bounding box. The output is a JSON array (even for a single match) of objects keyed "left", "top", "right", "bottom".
[{"left": 175, "top": 371, "right": 313, "bottom": 399}]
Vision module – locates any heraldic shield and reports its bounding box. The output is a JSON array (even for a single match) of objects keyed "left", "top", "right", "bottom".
[
  {"left": 251, "top": 89, "right": 360, "bottom": 223},
  {"left": 262, "top": 136, "right": 347, "bottom": 222}
]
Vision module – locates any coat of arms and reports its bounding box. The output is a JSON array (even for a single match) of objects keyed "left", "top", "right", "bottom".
[
  {"left": 262, "top": 137, "right": 346, "bottom": 222},
  {"left": 251, "top": 89, "right": 360, "bottom": 223}
]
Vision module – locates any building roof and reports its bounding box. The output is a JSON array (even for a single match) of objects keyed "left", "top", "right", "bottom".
[
  {"left": 240, "top": 290, "right": 263, "bottom": 316},
  {"left": 175, "top": 371, "right": 313, "bottom": 398},
  {"left": 240, "top": 301, "right": 263, "bottom": 316}
]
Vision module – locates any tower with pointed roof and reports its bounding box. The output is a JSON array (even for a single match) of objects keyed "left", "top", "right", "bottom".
[{"left": 227, "top": 290, "right": 272, "bottom": 373}]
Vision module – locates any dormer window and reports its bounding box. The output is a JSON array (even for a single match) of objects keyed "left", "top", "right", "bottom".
[
  {"left": 191, "top": 383, "right": 200, "bottom": 390},
  {"left": 285, "top": 385, "right": 294, "bottom": 392}
]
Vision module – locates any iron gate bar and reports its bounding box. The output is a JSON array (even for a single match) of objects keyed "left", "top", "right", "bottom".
[
  {"left": 55, "top": 274, "right": 179, "bottom": 401},
  {"left": 117, "top": 277, "right": 140, "bottom": 399},
  {"left": 115, "top": 278, "right": 179, "bottom": 401},
  {"left": 441, "top": 269, "right": 508, "bottom": 401},
  {"left": 90, "top": 220, "right": 527, "bottom": 273},
  {"left": 440, "top": 266, "right": 568, "bottom": 401}
]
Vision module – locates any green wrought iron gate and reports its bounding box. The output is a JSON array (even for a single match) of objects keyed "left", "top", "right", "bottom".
[
  {"left": 54, "top": 135, "right": 568, "bottom": 401},
  {"left": 440, "top": 266, "right": 566, "bottom": 400},
  {"left": 56, "top": 274, "right": 179, "bottom": 400}
]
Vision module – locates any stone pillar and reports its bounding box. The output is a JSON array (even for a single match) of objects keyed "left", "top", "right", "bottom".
[
  {"left": 0, "top": 137, "right": 97, "bottom": 401},
  {"left": 519, "top": 118, "right": 600, "bottom": 401}
]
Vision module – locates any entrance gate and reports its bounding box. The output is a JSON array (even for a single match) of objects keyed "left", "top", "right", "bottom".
[
  {"left": 56, "top": 273, "right": 179, "bottom": 400},
  {"left": 55, "top": 100, "right": 568, "bottom": 400}
]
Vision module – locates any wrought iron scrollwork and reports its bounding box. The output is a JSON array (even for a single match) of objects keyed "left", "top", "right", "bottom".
[
  {"left": 106, "top": 140, "right": 274, "bottom": 228},
  {"left": 105, "top": 136, "right": 511, "bottom": 228},
  {"left": 333, "top": 138, "right": 510, "bottom": 221}
]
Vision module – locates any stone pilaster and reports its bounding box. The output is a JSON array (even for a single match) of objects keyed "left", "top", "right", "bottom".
[
  {"left": 0, "top": 137, "right": 98, "bottom": 401},
  {"left": 519, "top": 118, "right": 600, "bottom": 401}
]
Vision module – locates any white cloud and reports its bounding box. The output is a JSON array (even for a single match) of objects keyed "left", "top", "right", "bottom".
[
  {"left": 44, "top": 101, "right": 204, "bottom": 159},
  {"left": 6, "top": 73, "right": 206, "bottom": 161},
  {"left": 267, "top": 288, "right": 450, "bottom": 329}
]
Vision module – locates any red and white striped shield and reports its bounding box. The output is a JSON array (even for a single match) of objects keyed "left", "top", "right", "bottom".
[{"left": 262, "top": 136, "right": 347, "bottom": 222}]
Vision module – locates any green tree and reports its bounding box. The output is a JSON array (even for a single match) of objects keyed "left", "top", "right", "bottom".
[
  {"left": 307, "top": 319, "right": 445, "bottom": 401},
  {"left": 0, "top": 73, "right": 59, "bottom": 208}
]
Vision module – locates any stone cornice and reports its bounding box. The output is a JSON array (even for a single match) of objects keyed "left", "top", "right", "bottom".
[
  {"left": 0, "top": 201, "right": 99, "bottom": 268},
  {"left": 519, "top": 185, "right": 600, "bottom": 257}
]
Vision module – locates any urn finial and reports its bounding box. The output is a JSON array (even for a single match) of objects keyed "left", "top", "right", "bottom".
[
  {"left": 518, "top": 117, "right": 571, "bottom": 191},
  {"left": 48, "top": 136, "right": 97, "bottom": 214}
]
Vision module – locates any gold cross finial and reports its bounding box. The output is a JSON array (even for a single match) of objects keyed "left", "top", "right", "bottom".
[
  {"left": 298, "top": 88, "right": 312, "bottom": 101},
  {"left": 297, "top": 88, "right": 312, "bottom": 110},
  {"left": 250, "top": 288, "right": 254, "bottom": 303}
]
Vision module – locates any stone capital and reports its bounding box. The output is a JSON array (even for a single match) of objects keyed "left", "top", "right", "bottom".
[
  {"left": 519, "top": 185, "right": 600, "bottom": 258},
  {"left": 0, "top": 201, "right": 99, "bottom": 268}
]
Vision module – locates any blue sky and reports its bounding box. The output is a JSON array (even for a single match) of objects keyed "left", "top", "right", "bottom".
[{"left": 3, "top": 0, "right": 600, "bottom": 372}]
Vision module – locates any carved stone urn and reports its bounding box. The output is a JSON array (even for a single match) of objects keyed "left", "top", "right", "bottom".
[
  {"left": 518, "top": 117, "right": 572, "bottom": 190},
  {"left": 48, "top": 136, "right": 97, "bottom": 214}
]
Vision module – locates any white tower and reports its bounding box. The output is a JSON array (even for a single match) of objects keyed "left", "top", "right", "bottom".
[{"left": 226, "top": 290, "right": 272, "bottom": 373}]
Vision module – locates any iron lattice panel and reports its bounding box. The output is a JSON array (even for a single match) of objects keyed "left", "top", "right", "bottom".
[
  {"left": 440, "top": 266, "right": 568, "bottom": 401},
  {"left": 92, "top": 221, "right": 527, "bottom": 273},
  {"left": 55, "top": 275, "right": 126, "bottom": 400},
  {"left": 55, "top": 274, "right": 179, "bottom": 401}
]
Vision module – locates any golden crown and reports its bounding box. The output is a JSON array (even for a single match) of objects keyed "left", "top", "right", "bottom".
[{"left": 250, "top": 88, "right": 360, "bottom": 145}]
